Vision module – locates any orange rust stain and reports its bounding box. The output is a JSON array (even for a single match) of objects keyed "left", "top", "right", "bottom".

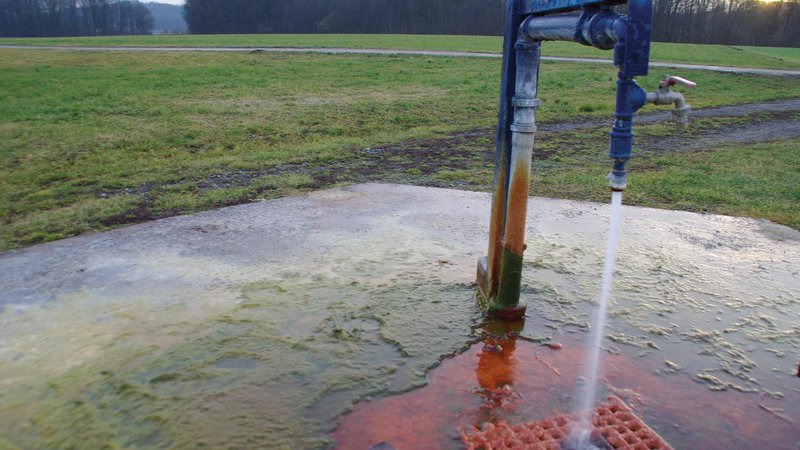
[
  {"left": 332, "top": 335, "right": 798, "bottom": 450},
  {"left": 476, "top": 337, "right": 517, "bottom": 389},
  {"left": 486, "top": 183, "right": 509, "bottom": 292},
  {"left": 502, "top": 164, "right": 531, "bottom": 254}
]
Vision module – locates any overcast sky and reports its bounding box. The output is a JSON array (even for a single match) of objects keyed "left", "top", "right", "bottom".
[{"left": 150, "top": 0, "right": 184, "bottom": 5}]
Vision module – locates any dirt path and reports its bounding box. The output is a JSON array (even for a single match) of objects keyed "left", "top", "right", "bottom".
[
  {"left": 185, "top": 98, "right": 800, "bottom": 195},
  {"left": 542, "top": 98, "right": 800, "bottom": 132},
  {"left": 2, "top": 44, "right": 799, "bottom": 77}
]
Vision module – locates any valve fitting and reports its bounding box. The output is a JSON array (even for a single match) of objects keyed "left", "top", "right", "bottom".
[
  {"left": 646, "top": 75, "right": 696, "bottom": 126},
  {"left": 607, "top": 159, "right": 628, "bottom": 191}
]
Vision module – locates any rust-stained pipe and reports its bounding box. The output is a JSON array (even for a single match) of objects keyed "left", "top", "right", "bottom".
[
  {"left": 487, "top": 37, "right": 542, "bottom": 319},
  {"left": 478, "top": 0, "right": 525, "bottom": 304}
]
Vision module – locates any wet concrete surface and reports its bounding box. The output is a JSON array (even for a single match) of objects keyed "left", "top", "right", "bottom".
[{"left": 0, "top": 183, "right": 798, "bottom": 449}]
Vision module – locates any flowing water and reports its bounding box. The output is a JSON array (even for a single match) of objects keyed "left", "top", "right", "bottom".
[{"left": 570, "top": 190, "right": 624, "bottom": 448}]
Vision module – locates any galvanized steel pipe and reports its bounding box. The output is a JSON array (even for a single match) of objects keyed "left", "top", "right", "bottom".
[
  {"left": 522, "top": 13, "right": 582, "bottom": 42},
  {"left": 489, "top": 37, "right": 542, "bottom": 318},
  {"left": 522, "top": 10, "right": 624, "bottom": 50}
]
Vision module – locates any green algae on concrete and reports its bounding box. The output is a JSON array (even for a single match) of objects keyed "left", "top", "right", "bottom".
[
  {"left": 4, "top": 276, "right": 482, "bottom": 450},
  {"left": 4, "top": 278, "right": 480, "bottom": 448},
  {"left": 1, "top": 184, "right": 493, "bottom": 449}
]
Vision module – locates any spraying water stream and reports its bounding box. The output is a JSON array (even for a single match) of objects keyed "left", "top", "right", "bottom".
[{"left": 569, "top": 190, "right": 624, "bottom": 448}]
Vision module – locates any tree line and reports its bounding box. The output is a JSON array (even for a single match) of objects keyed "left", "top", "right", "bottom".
[
  {"left": 183, "top": 0, "right": 798, "bottom": 47},
  {"left": 1, "top": 0, "right": 797, "bottom": 46},
  {"left": 183, "top": 0, "right": 504, "bottom": 35},
  {"left": 652, "top": 0, "right": 800, "bottom": 46},
  {"left": 0, "top": 0, "right": 153, "bottom": 37}
]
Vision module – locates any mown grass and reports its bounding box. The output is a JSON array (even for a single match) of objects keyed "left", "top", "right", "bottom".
[
  {"left": 532, "top": 139, "right": 800, "bottom": 231},
  {"left": 1, "top": 49, "right": 799, "bottom": 250},
  {"left": 1, "top": 34, "right": 799, "bottom": 70},
  {"left": 736, "top": 46, "right": 800, "bottom": 66}
]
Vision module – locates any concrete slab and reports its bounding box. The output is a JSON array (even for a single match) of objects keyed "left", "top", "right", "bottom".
[{"left": 1, "top": 183, "right": 798, "bottom": 449}]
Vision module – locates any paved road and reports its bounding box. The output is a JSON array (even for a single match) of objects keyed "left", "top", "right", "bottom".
[{"left": 2, "top": 44, "right": 799, "bottom": 77}]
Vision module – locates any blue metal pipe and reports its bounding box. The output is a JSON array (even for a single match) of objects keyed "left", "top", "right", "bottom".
[
  {"left": 607, "top": 76, "right": 647, "bottom": 190},
  {"left": 606, "top": 0, "right": 651, "bottom": 191}
]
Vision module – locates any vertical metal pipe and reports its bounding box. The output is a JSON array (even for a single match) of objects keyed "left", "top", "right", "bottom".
[
  {"left": 489, "top": 38, "right": 541, "bottom": 319},
  {"left": 608, "top": 75, "right": 646, "bottom": 190},
  {"left": 479, "top": 0, "right": 525, "bottom": 302}
]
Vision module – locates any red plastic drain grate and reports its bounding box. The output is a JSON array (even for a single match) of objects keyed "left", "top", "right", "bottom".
[{"left": 462, "top": 396, "right": 674, "bottom": 450}]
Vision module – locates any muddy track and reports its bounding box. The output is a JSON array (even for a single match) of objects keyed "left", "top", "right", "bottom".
[
  {"left": 102, "top": 98, "right": 800, "bottom": 225},
  {"left": 195, "top": 98, "right": 800, "bottom": 189},
  {"left": 541, "top": 98, "right": 800, "bottom": 132}
]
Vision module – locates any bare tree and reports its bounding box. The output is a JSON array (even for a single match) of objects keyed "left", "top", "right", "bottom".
[{"left": 0, "top": 0, "right": 153, "bottom": 36}]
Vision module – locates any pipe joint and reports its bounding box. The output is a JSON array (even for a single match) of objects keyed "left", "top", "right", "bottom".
[
  {"left": 511, "top": 97, "right": 541, "bottom": 108},
  {"left": 514, "top": 39, "right": 540, "bottom": 50},
  {"left": 510, "top": 123, "right": 538, "bottom": 133},
  {"left": 577, "top": 9, "right": 624, "bottom": 50},
  {"left": 606, "top": 77, "right": 646, "bottom": 190},
  {"left": 607, "top": 158, "right": 628, "bottom": 191}
]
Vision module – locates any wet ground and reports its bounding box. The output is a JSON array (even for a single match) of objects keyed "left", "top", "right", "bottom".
[{"left": 1, "top": 184, "right": 798, "bottom": 449}]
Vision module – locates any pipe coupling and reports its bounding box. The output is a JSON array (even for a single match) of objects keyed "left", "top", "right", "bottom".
[
  {"left": 577, "top": 10, "right": 624, "bottom": 50},
  {"left": 511, "top": 97, "right": 541, "bottom": 108},
  {"left": 607, "top": 158, "right": 628, "bottom": 191},
  {"left": 510, "top": 123, "right": 538, "bottom": 133}
]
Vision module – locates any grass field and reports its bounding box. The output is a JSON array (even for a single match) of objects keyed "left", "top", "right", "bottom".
[
  {"left": 1, "top": 34, "right": 800, "bottom": 70},
  {"left": 736, "top": 46, "right": 800, "bottom": 66},
  {"left": 1, "top": 47, "right": 799, "bottom": 250}
]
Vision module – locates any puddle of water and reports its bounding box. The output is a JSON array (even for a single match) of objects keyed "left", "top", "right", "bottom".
[
  {"left": 0, "top": 185, "right": 797, "bottom": 449},
  {"left": 1, "top": 274, "right": 483, "bottom": 449},
  {"left": 334, "top": 322, "right": 798, "bottom": 450},
  {"left": 333, "top": 191, "right": 800, "bottom": 450}
]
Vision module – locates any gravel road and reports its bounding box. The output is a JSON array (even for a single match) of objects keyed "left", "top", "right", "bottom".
[{"left": 2, "top": 44, "right": 799, "bottom": 77}]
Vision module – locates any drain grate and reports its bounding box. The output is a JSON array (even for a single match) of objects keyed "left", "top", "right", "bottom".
[{"left": 462, "top": 396, "right": 674, "bottom": 450}]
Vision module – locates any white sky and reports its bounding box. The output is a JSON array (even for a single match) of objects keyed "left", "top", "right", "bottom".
[{"left": 150, "top": 0, "right": 184, "bottom": 5}]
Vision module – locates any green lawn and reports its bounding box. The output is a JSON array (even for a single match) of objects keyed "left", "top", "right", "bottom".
[
  {"left": 532, "top": 138, "right": 800, "bottom": 231},
  {"left": 1, "top": 48, "right": 799, "bottom": 250},
  {"left": 736, "top": 46, "right": 800, "bottom": 66},
  {"left": 1, "top": 34, "right": 799, "bottom": 70}
]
